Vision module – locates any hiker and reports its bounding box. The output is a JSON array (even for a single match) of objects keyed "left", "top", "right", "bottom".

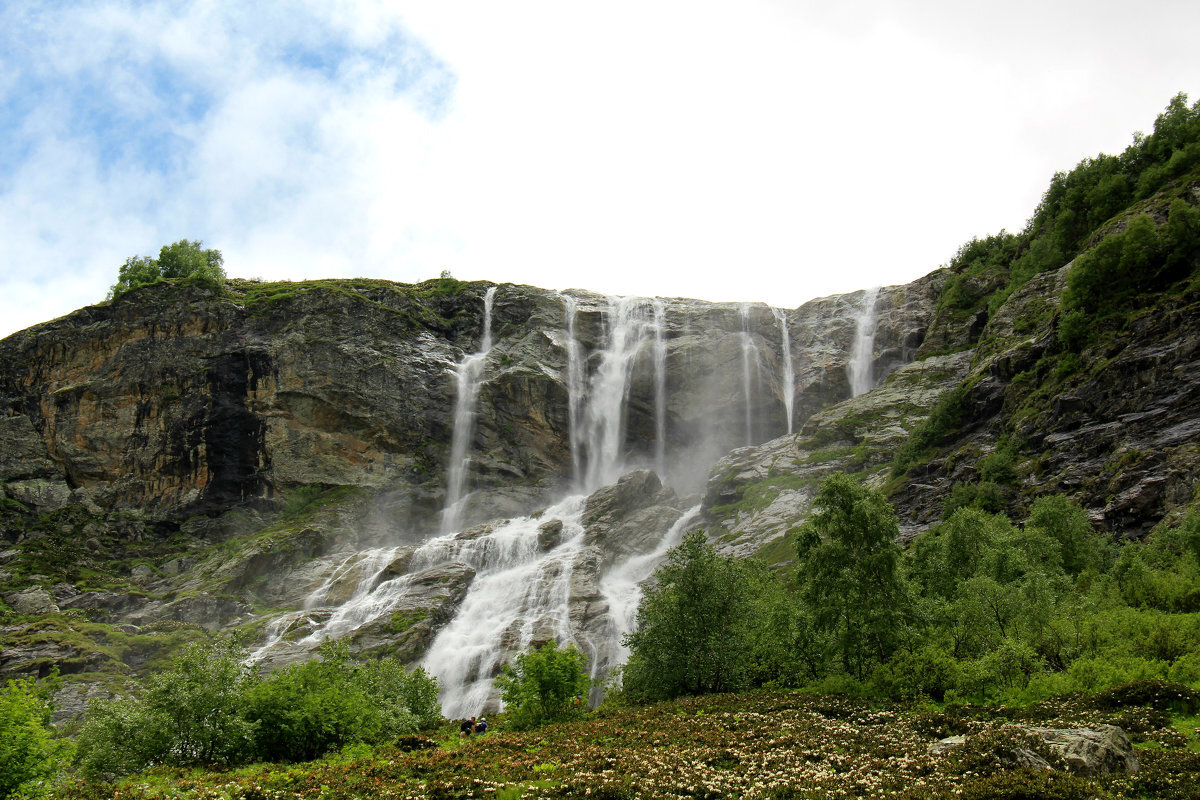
[
  {"left": 460, "top": 716, "right": 476, "bottom": 737},
  {"left": 475, "top": 717, "right": 488, "bottom": 734}
]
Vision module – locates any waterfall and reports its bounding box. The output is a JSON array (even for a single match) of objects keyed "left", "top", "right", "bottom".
[
  {"left": 590, "top": 504, "right": 702, "bottom": 679},
  {"left": 421, "top": 495, "right": 587, "bottom": 717},
  {"left": 739, "top": 304, "right": 761, "bottom": 447},
  {"left": 299, "top": 547, "right": 408, "bottom": 644},
  {"left": 581, "top": 297, "right": 654, "bottom": 490},
  {"left": 562, "top": 294, "right": 586, "bottom": 489},
  {"left": 652, "top": 299, "right": 667, "bottom": 478},
  {"left": 848, "top": 287, "right": 880, "bottom": 397},
  {"left": 772, "top": 308, "right": 794, "bottom": 435},
  {"left": 250, "top": 289, "right": 800, "bottom": 714},
  {"left": 442, "top": 287, "right": 497, "bottom": 533}
]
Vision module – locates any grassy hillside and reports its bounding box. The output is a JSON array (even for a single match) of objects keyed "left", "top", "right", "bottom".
[{"left": 46, "top": 687, "right": 1200, "bottom": 800}]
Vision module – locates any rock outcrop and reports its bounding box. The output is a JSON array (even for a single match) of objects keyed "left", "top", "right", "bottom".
[{"left": 931, "top": 724, "right": 1138, "bottom": 777}]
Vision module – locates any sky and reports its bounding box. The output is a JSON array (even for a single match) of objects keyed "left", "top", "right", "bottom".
[{"left": 2, "top": 0, "right": 1199, "bottom": 339}]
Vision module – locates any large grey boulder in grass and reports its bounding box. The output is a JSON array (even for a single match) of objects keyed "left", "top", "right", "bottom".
[
  {"left": 1029, "top": 725, "right": 1138, "bottom": 777},
  {"left": 931, "top": 724, "right": 1138, "bottom": 777}
]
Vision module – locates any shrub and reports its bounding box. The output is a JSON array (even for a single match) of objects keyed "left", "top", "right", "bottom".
[
  {"left": 247, "top": 640, "right": 423, "bottom": 762},
  {"left": 957, "top": 767, "right": 1100, "bottom": 800},
  {"left": 108, "top": 239, "right": 226, "bottom": 300},
  {"left": 496, "top": 640, "right": 591, "bottom": 730},
  {"left": 1092, "top": 679, "right": 1200, "bottom": 714},
  {"left": 0, "top": 674, "right": 70, "bottom": 798},
  {"left": 74, "top": 640, "right": 257, "bottom": 778}
]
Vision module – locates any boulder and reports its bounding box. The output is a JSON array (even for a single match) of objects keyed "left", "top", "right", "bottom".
[
  {"left": 931, "top": 724, "right": 1138, "bottom": 777},
  {"left": 2, "top": 586, "right": 59, "bottom": 615},
  {"left": 537, "top": 518, "right": 564, "bottom": 550},
  {"left": 1030, "top": 725, "right": 1138, "bottom": 777},
  {"left": 4, "top": 479, "right": 72, "bottom": 512}
]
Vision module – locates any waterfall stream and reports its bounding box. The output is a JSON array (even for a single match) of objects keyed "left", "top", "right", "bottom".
[
  {"left": 441, "top": 287, "right": 497, "bottom": 533},
  {"left": 849, "top": 288, "right": 879, "bottom": 397},
  {"left": 422, "top": 495, "right": 587, "bottom": 717},
  {"left": 740, "top": 304, "right": 761, "bottom": 446},
  {"left": 580, "top": 297, "right": 654, "bottom": 490},
  {"left": 249, "top": 290, "right": 834, "bottom": 716},
  {"left": 562, "top": 294, "right": 586, "bottom": 489},
  {"left": 772, "top": 308, "right": 794, "bottom": 435},
  {"left": 652, "top": 299, "right": 668, "bottom": 478}
]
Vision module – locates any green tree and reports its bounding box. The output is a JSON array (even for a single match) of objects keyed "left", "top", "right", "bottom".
[
  {"left": 108, "top": 239, "right": 225, "bottom": 299},
  {"left": 75, "top": 639, "right": 257, "bottom": 778},
  {"left": 796, "top": 473, "right": 912, "bottom": 680},
  {"left": 247, "top": 640, "right": 414, "bottom": 762},
  {"left": 622, "top": 531, "right": 757, "bottom": 701},
  {"left": 1026, "top": 495, "right": 1109, "bottom": 576},
  {"left": 495, "top": 639, "right": 590, "bottom": 730},
  {"left": 0, "top": 674, "right": 69, "bottom": 799}
]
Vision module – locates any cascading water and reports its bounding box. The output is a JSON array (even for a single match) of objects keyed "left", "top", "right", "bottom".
[
  {"left": 251, "top": 290, "right": 814, "bottom": 714},
  {"left": 740, "top": 304, "right": 761, "bottom": 446},
  {"left": 652, "top": 299, "right": 667, "bottom": 477},
  {"left": 581, "top": 297, "right": 655, "bottom": 490},
  {"left": 562, "top": 294, "right": 587, "bottom": 489},
  {"left": 421, "top": 496, "right": 587, "bottom": 717},
  {"left": 772, "top": 308, "right": 795, "bottom": 435},
  {"left": 848, "top": 287, "right": 880, "bottom": 397},
  {"left": 442, "top": 287, "right": 497, "bottom": 533},
  {"left": 589, "top": 504, "right": 702, "bottom": 679}
]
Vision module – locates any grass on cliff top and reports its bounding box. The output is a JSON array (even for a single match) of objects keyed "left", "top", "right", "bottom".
[
  {"left": 50, "top": 688, "right": 1200, "bottom": 800},
  {"left": 224, "top": 276, "right": 482, "bottom": 324}
]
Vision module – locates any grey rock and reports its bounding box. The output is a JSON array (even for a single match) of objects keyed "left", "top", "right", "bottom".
[
  {"left": 52, "top": 681, "right": 121, "bottom": 724},
  {"left": 930, "top": 724, "right": 1138, "bottom": 777},
  {"left": 0, "top": 415, "right": 58, "bottom": 481},
  {"left": 129, "top": 564, "right": 156, "bottom": 583},
  {"left": 125, "top": 593, "right": 253, "bottom": 631},
  {"left": 2, "top": 586, "right": 59, "bottom": 614},
  {"left": 160, "top": 556, "right": 197, "bottom": 576},
  {"left": 5, "top": 479, "right": 72, "bottom": 512},
  {"left": 1030, "top": 725, "right": 1138, "bottom": 777},
  {"left": 537, "top": 518, "right": 564, "bottom": 550},
  {"left": 583, "top": 470, "right": 685, "bottom": 566}
]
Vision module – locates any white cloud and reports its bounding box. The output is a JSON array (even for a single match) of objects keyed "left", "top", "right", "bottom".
[{"left": 2, "top": 0, "right": 1200, "bottom": 338}]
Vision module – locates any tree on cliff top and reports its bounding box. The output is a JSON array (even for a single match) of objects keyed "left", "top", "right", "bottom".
[{"left": 108, "top": 239, "right": 225, "bottom": 300}]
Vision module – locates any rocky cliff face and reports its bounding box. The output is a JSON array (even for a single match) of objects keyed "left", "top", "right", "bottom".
[
  {"left": 13, "top": 256, "right": 1199, "bottom": 715},
  {"left": 0, "top": 272, "right": 947, "bottom": 709},
  {"left": 0, "top": 275, "right": 942, "bottom": 533}
]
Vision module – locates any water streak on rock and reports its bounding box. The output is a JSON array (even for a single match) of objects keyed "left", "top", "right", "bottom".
[
  {"left": 442, "top": 287, "right": 497, "bottom": 533},
  {"left": 849, "top": 287, "right": 880, "bottom": 397}
]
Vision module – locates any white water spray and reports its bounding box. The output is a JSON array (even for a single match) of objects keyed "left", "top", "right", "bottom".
[
  {"left": 652, "top": 299, "right": 667, "bottom": 477},
  {"left": 442, "top": 287, "right": 497, "bottom": 533},
  {"left": 561, "top": 294, "right": 586, "bottom": 490},
  {"left": 849, "top": 288, "right": 880, "bottom": 397},
  {"left": 739, "top": 304, "right": 761, "bottom": 446},
  {"left": 591, "top": 504, "right": 702, "bottom": 675},
  {"left": 421, "top": 496, "right": 587, "bottom": 717},
  {"left": 581, "top": 298, "right": 654, "bottom": 490},
  {"left": 772, "top": 308, "right": 795, "bottom": 435}
]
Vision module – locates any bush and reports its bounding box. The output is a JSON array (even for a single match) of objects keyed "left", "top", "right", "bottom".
[
  {"left": 74, "top": 640, "right": 257, "bottom": 778},
  {"left": 0, "top": 675, "right": 70, "bottom": 799},
  {"left": 496, "top": 640, "right": 591, "bottom": 730},
  {"left": 622, "top": 532, "right": 763, "bottom": 702},
  {"left": 1092, "top": 679, "right": 1200, "bottom": 714},
  {"left": 958, "top": 767, "right": 1100, "bottom": 800},
  {"left": 109, "top": 239, "right": 226, "bottom": 300},
  {"left": 247, "top": 640, "right": 435, "bottom": 762}
]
